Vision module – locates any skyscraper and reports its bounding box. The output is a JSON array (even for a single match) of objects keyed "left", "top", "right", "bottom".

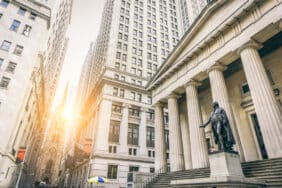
[
  {"left": 43, "top": 0, "right": 72, "bottom": 112},
  {"left": 179, "top": 0, "right": 207, "bottom": 32},
  {"left": 0, "top": 0, "right": 51, "bottom": 186},
  {"left": 71, "top": 0, "right": 183, "bottom": 187}
]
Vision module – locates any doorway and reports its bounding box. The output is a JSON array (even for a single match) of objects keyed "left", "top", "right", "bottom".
[{"left": 251, "top": 113, "right": 268, "bottom": 159}]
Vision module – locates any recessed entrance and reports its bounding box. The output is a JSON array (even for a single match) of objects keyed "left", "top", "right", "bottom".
[{"left": 251, "top": 113, "right": 268, "bottom": 159}]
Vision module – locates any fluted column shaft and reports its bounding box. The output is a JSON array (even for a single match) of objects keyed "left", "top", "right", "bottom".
[
  {"left": 179, "top": 101, "right": 192, "bottom": 170},
  {"left": 168, "top": 94, "right": 185, "bottom": 172},
  {"left": 208, "top": 64, "right": 244, "bottom": 160},
  {"left": 119, "top": 104, "right": 129, "bottom": 154},
  {"left": 239, "top": 43, "right": 282, "bottom": 158},
  {"left": 154, "top": 103, "right": 167, "bottom": 172},
  {"left": 139, "top": 107, "right": 147, "bottom": 157},
  {"left": 185, "top": 82, "right": 209, "bottom": 168}
]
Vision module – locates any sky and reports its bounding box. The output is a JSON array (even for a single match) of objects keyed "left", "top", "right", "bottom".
[{"left": 53, "top": 0, "right": 105, "bottom": 107}]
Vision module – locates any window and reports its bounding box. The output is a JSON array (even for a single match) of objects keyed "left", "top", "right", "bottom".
[
  {"left": 137, "top": 69, "right": 142, "bottom": 76},
  {"left": 146, "top": 127, "right": 155, "bottom": 147},
  {"left": 5, "top": 62, "right": 16, "bottom": 73},
  {"left": 1, "top": 40, "right": 11, "bottom": 51},
  {"left": 147, "top": 111, "right": 154, "bottom": 121},
  {"left": 0, "top": 0, "right": 9, "bottom": 8},
  {"left": 129, "top": 166, "right": 139, "bottom": 172},
  {"left": 114, "top": 74, "right": 119, "bottom": 79},
  {"left": 241, "top": 83, "right": 250, "bottom": 94},
  {"left": 109, "top": 145, "right": 117, "bottom": 153},
  {"left": 112, "top": 104, "right": 122, "bottom": 113},
  {"left": 120, "top": 89, "right": 124, "bottom": 98},
  {"left": 18, "top": 7, "right": 26, "bottom": 16},
  {"left": 116, "top": 52, "right": 121, "bottom": 59},
  {"left": 29, "top": 12, "right": 37, "bottom": 20},
  {"left": 122, "top": 54, "right": 127, "bottom": 61},
  {"left": 148, "top": 150, "right": 155, "bottom": 157},
  {"left": 109, "top": 121, "right": 120, "bottom": 143},
  {"left": 147, "top": 96, "right": 152, "bottom": 104},
  {"left": 14, "top": 45, "right": 24, "bottom": 55},
  {"left": 107, "top": 165, "right": 118, "bottom": 179},
  {"left": 121, "top": 64, "right": 126, "bottom": 71},
  {"left": 128, "top": 124, "right": 139, "bottom": 145},
  {"left": 129, "top": 148, "right": 137, "bottom": 156},
  {"left": 10, "top": 20, "right": 21, "bottom": 32},
  {"left": 0, "top": 77, "right": 10, "bottom": 88},
  {"left": 0, "top": 58, "right": 3, "bottom": 67},
  {"left": 131, "top": 91, "right": 135, "bottom": 100},
  {"left": 22, "top": 25, "right": 32, "bottom": 36},
  {"left": 136, "top": 93, "right": 142, "bottom": 102},
  {"left": 113, "top": 87, "right": 118, "bottom": 96}
]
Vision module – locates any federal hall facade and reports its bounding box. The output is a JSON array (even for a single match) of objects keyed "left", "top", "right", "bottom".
[{"left": 148, "top": 0, "right": 282, "bottom": 174}]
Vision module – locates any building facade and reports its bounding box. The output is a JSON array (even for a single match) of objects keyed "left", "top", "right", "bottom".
[
  {"left": 0, "top": 0, "right": 51, "bottom": 187},
  {"left": 178, "top": 0, "right": 207, "bottom": 32},
  {"left": 71, "top": 0, "right": 185, "bottom": 187},
  {"left": 148, "top": 0, "right": 282, "bottom": 175}
]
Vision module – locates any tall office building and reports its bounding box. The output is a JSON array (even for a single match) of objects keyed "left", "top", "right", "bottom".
[
  {"left": 179, "top": 0, "right": 207, "bottom": 32},
  {"left": 0, "top": 0, "right": 52, "bottom": 187},
  {"left": 75, "top": 42, "right": 95, "bottom": 108},
  {"left": 43, "top": 0, "right": 72, "bottom": 111},
  {"left": 70, "top": 0, "right": 183, "bottom": 187}
]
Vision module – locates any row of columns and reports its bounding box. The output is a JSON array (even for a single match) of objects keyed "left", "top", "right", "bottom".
[
  {"left": 120, "top": 105, "right": 148, "bottom": 157},
  {"left": 154, "top": 41, "right": 282, "bottom": 172}
]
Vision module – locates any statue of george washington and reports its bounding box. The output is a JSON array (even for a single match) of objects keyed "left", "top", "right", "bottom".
[{"left": 200, "top": 101, "right": 235, "bottom": 152}]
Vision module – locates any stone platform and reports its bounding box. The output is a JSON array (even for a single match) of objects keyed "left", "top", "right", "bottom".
[{"left": 171, "top": 151, "right": 266, "bottom": 188}]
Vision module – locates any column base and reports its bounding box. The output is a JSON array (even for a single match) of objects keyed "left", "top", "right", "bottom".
[{"left": 171, "top": 151, "right": 265, "bottom": 188}]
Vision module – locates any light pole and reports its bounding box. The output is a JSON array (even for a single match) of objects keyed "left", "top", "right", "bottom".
[{"left": 15, "top": 145, "right": 29, "bottom": 188}]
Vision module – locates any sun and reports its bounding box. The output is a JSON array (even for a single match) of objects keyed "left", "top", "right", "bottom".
[{"left": 63, "top": 108, "right": 73, "bottom": 120}]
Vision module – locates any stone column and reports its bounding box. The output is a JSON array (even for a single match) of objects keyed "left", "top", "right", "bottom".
[
  {"left": 139, "top": 107, "right": 147, "bottom": 157},
  {"left": 168, "top": 94, "right": 185, "bottom": 172},
  {"left": 119, "top": 103, "right": 129, "bottom": 154},
  {"left": 185, "top": 81, "right": 209, "bottom": 169},
  {"left": 94, "top": 99, "right": 112, "bottom": 153},
  {"left": 179, "top": 100, "right": 192, "bottom": 170},
  {"left": 238, "top": 41, "right": 282, "bottom": 158},
  {"left": 154, "top": 102, "right": 167, "bottom": 172},
  {"left": 207, "top": 63, "right": 244, "bottom": 160}
]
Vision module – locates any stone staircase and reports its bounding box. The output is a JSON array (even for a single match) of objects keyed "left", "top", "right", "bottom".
[
  {"left": 242, "top": 157, "right": 282, "bottom": 187},
  {"left": 147, "top": 157, "right": 282, "bottom": 188}
]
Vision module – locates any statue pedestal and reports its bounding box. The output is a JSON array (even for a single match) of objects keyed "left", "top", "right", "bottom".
[
  {"left": 171, "top": 151, "right": 265, "bottom": 188},
  {"left": 209, "top": 151, "right": 244, "bottom": 178}
]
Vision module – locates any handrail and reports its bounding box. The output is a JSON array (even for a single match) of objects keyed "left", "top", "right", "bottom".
[{"left": 141, "top": 165, "right": 168, "bottom": 188}]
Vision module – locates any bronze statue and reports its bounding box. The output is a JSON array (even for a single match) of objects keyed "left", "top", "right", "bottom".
[{"left": 200, "top": 101, "right": 235, "bottom": 151}]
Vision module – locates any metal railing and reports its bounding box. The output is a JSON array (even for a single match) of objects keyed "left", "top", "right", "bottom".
[{"left": 141, "top": 165, "right": 169, "bottom": 188}]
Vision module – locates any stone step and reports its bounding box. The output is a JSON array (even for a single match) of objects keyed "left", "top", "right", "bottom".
[
  {"left": 244, "top": 170, "right": 282, "bottom": 176},
  {"left": 146, "top": 158, "right": 282, "bottom": 188}
]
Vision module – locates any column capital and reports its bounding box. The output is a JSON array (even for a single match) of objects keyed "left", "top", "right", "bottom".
[
  {"left": 237, "top": 40, "right": 262, "bottom": 54},
  {"left": 184, "top": 79, "right": 201, "bottom": 88},
  {"left": 167, "top": 92, "right": 181, "bottom": 99},
  {"left": 207, "top": 62, "right": 227, "bottom": 74},
  {"left": 153, "top": 101, "right": 165, "bottom": 108}
]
